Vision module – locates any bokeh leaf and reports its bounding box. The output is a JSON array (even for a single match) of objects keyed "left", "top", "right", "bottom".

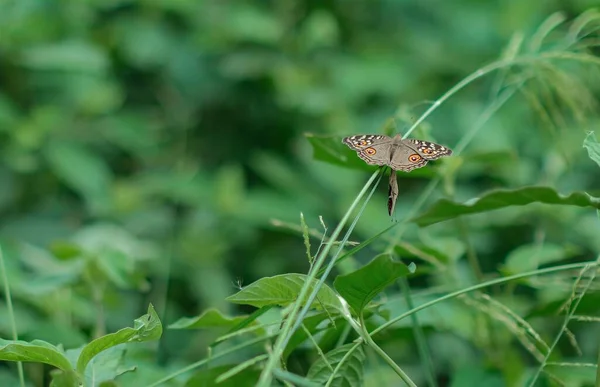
[
  {"left": 76, "top": 304, "right": 162, "bottom": 375},
  {"left": 307, "top": 343, "right": 366, "bottom": 386},
  {"left": 412, "top": 187, "right": 600, "bottom": 226},
  {"left": 226, "top": 274, "right": 343, "bottom": 314},
  {"left": 503, "top": 243, "right": 579, "bottom": 274},
  {"left": 334, "top": 254, "right": 415, "bottom": 315},
  {"left": 44, "top": 140, "right": 113, "bottom": 213}
]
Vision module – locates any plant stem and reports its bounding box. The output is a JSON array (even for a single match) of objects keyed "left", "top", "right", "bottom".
[
  {"left": 359, "top": 314, "right": 417, "bottom": 386},
  {"left": 0, "top": 244, "right": 25, "bottom": 387}
]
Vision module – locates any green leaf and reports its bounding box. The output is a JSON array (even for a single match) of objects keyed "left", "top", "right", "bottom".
[
  {"left": 307, "top": 343, "right": 366, "bottom": 386},
  {"left": 305, "top": 133, "right": 366, "bottom": 169},
  {"left": 503, "top": 243, "right": 579, "bottom": 274},
  {"left": 0, "top": 338, "right": 73, "bottom": 371},
  {"left": 334, "top": 254, "right": 414, "bottom": 315},
  {"left": 44, "top": 140, "right": 113, "bottom": 213},
  {"left": 226, "top": 274, "right": 343, "bottom": 314},
  {"left": 168, "top": 308, "right": 250, "bottom": 330},
  {"left": 583, "top": 131, "right": 600, "bottom": 168},
  {"left": 76, "top": 304, "right": 162, "bottom": 375},
  {"left": 412, "top": 186, "right": 600, "bottom": 227}
]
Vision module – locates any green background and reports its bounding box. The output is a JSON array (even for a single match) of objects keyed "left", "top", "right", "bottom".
[{"left": 1, "top": 0, "right": 600, "bottom": 386}]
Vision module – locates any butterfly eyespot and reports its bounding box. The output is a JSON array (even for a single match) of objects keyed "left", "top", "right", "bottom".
[
  {"left": 358, "top": 140, "right": 368, "bottom": 145},
  {"left": 422, "top": 148, "right": 433, "bottom": 154},
  {"left": 408, "top": 154, "right": 421, "bottom": 162},
  {"left": 365, "top": 147, "right": 376, "bottom": 155}
]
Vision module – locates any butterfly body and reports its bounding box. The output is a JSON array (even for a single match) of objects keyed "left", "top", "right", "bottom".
[{"left": 342, "top": 134, "right": 452, "bottom": 172}]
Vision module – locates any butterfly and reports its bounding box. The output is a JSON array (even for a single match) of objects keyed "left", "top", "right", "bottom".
[
  {"left": 342, "top": 134, "right": 453, "bottom": 172},
  {"left": 342, "top": 134, "right": 453, "bottom": 216}
]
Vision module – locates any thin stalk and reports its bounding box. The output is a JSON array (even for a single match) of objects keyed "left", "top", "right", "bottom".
[
  {"left": 285, "top": 171, "right": 384, "bottom": 342},
  {"left": 257, "top": 170, "right": 381, "bottom": 386},
  {"left": 0, "top": 244, "right": 25, "bottom": 387},
  {"left": 359, "top": 314, "right": 417, "bottom": 386}
]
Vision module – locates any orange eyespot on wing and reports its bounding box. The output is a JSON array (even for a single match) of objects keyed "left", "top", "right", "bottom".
[
  {"left": 408, "top": 154, "right": 422, "bottom": 163},
  {"left": 422, "top": 148, "right": 433, "bottom": 154},
  {"left": 365, "top": 147, "right": 377, "bottom": 155},
  {"left": 359, "top": 140, "right": 368, "bottom": 146}
]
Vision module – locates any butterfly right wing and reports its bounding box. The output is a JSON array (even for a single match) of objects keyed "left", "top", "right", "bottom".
[{"left": 342, "top": 134, "right": 393, "bottom": 166}]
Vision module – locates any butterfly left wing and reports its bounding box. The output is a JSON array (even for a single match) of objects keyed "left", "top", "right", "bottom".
[{"left": 342, "top": 134, "right": 393, "bottom": 166}]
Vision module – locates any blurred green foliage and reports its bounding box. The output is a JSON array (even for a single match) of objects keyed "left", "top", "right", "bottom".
[{"left": 1, "top": 0, "right": 600, "bottom": 386}]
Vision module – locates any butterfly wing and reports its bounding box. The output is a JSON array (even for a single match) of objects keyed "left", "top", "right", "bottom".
[
  {"left": 342, "top": 135, "right": 393, "bottom": 166},
  {"left": 402, "top": 139, "right": 453, "bottom": 160}
]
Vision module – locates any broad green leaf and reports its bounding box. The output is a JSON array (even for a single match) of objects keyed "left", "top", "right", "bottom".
[
  {"left": 333, "top": 254, "right": 414, "bottom": 315},
  {"left": 583, "top": 131, "right": 600, "bottom": 168},
  {"left": 169, "top": 308, "right": 250, "bottom": 330},
  {"left": 0, "top": 338, "right": 73, "bottom": 371},
  {"left": 412, "top": 186, "right": 600, "bottom": 226},
  {"left": 184, "top": 365, "right": 261, "bottom": 387},
  {"left": 503, "top": 243, "right": 578, "bottom": 274},
  {"left": 76, "top": 304, "right": 162, "bottom": 374},
  {"left": 305, "top": 133, "right": 368, "bottom": 170},
  {"left": 307, "top": 343, "right": 366, "bottom": 386},
  {"left": 226, "top": 274, "right": 343, "bottom": 314}
]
